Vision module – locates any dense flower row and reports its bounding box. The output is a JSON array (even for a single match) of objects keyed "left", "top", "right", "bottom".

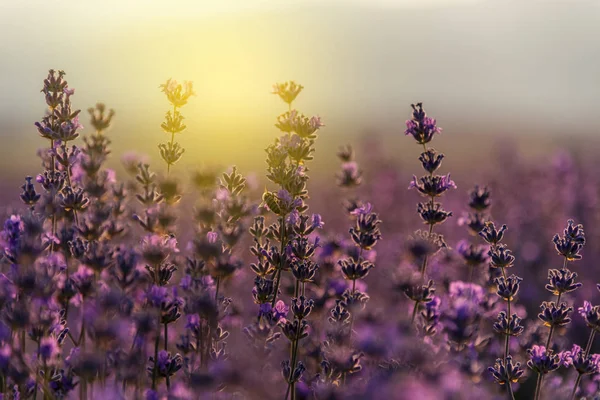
[{"left": 0, "top": 71, "right": 599, "bottom": 399}]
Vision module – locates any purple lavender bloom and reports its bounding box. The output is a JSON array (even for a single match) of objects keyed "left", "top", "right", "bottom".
[
  {"left": 404, "top": 103, "right": 442, "bottom": 145},
  {"left": 578, "top": 301, "right": 600, "bottom": 331},
  {"left": 409, "top": 174, "right": 456, "bottom": 197},
  {"left": 489, "top": 356, "right": 524, "bottom": 385},
  {"left": 456, "top": 240, "right": 488, "bottom": 266},
  {"left": 273, "top": 300, "right": 289, "bottom": 321},
  {"left": 39, "top": 336, "right": 60, "bottom": 362},
  {"left": 146, "top": 285, "right": 169, "bottom": 308},
  {"left": 539, "top": 301, "right": 572, "bottom": 328},
  {"left": 527, "top": 345, "right": 560, "bottom": 374},
  {"left": 311, "top": 214, "right": 324, "bottom": 229},
  {"left": 546, "top": 268, "right": 581, "bottom": 295}
]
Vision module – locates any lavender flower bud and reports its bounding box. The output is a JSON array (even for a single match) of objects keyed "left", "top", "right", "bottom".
[
  {"left": 538, "top": 301, "right": 573, "bottom": 328},
  {"left": 409, "top": 174, "right": 456, "bottom": 197},
  {"left": 578, "top": 301, "right": 600, "bottom": 331},
  {"left": 553, "top": 220, "right": 585, "bottom": 261},
  {"left": 527, "top": 345, "right": 560, "bottom": 374},
  {"left": 339, "top": 258, "right": 374, "bottom": 281},
  {"left": 479, "top": 222, "right": 507, "bottom": 245},
  {"left": 545, "top": 268, "right": 581, "bottom": 295},
  {"left": 291, "top": 296, "right": 314, "bottom": 320},
  {"left": 272, "top": 81, "right": 304, "bottom": 105},
  {"left": 279, "top": 319, "right": 309, "bottom": 342},
  {"left": 290, "top": 260, "right": 318, "bottom": 283},
  {"left": 493, "top": 311, "right": 524, "bottom": 336},
  {"left": 349, "top": 209, "right": 382, "bottom": 250},
  {"left": 417, "top": 202, "right": 452, "bottom": 226},
  {"left": 467, "top": 185, "right": 491, "bottom": 211},
  {"left": 404, "top": 280, "right": 436, "bottom": 303},
  {"left": 20, "top": 176, "right": 40, "bottom": 207},
  {"left": 560, "top": 344, "right": 600, "bottom": 375},
  {"left": 404, "top": 103, "right": 442, "bottom": 145},
  {"left": 495, "top": 275, "right": 523, "bottom": 301},
  {"left": 419, "top": 149, "right": 444, "bottom": 174},
  {"left": 457, "top": 241, "right": 488, "bottom": 266},
  {"left": 488, "top": 244, "right": 515, "bottom": 268},
  {"left": 488, "top": 356, "right": 524, "bottom": 385},
  {"left": 148, "top": 350, "right": 183, "bottom": 378}
]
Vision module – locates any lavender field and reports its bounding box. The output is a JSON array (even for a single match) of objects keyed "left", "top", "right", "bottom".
[{"left": 3, "top": 2, "right": 600, "bottom": 400}]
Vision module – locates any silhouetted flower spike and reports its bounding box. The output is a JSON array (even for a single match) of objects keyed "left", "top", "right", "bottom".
[
  {"left": 349, "top": 206, "right": 382, "bottom": 250},
  {"left": 409, "top": 174, "right": 456, "bottom": 197},
  {"left": 160, "top": 109, "right": 186, "bottom": 135},
  {"left": 417, "top": 202, "right": 452, "bottom": 226},
  {"left": 59, "top": 186, "right": 90, "bottom": 213},
  {"left": 563, "top": 219, "right": 586, "bottom": 245},
  {"left": 158, "top": 142, "right": 185, "bottom": 167},
  {"left": 337, "top": 145, "right": 354, "bottom": 162},
  {"left": 468, "top": 185, "right": 491, "bottom": 211},
  {"left": 457, "top": 241, "right": 488, "bottom": 266},
  {"left": 290, "top": 260, "right": 318, "bottom": 283},
  {"left": 489, "top": 356, "right": 524, "bottom": 385},
  {"left": 404, "top": 280, "right": 436, "bottom": 303},
  {"left": 87, "top": 102, "right": 115, "bottom": 133},
  {"left": 160, "top": 79, "right": 195, "bottom": 108},
  {"left": 339, "top": 259, "right": 374, "bottom": 281},
  {"left": 538, "top": 301, "right": 573, "bottom": 328},
  {"left": 495, "top": 275, "right": 523, "bottom": 301},
  {"left": 220, "top": 166, "right": 247, "bottom": 196},
  {"left": 272, "top": 81, "right": 304, "bottom": 105},
  {"left": 291, "top": 296, "right": 314, "bottom": 320},
  {"left": 527, "top": 345, "right": 560, "bottom": 374},
  {"left": 553, "top": 220, "right": 585, "bottom": 261},
  {"left": 279, "top": 319, "right": 309, "bottom": 342},
  {"left": 489, "top": 244, "right": 515, "bottom": 268},
  {"left": 419, "top": 149, "right": 444, "bottom": 174},
  {"left": 404, "top": 103, "right": 442, "bottom": 145},
  {"left": 148, "top": 350, "right": 183, "bottom": 378},
  {"left": 493, "top": 311, "right": 524, "bottom": 336},
  {"left": 479, "top": 222, "right": 507, "bottom": 245},
  {"left": 292, "top": 113, "right": 324, "bottom": 139},
  {"left": 337, "top": 161, "right": 362, "bottom": 187},
  {"left": 37, "top": 170, "right": 66, "bottom": 193},
  {"left": 545, "top": 268, "right": 581, "bottom": 295},
  {"left": 20, "top": 176, "right": 41, "bottom": 207}
]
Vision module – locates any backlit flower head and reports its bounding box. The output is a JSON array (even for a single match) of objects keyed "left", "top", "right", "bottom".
[
  {"left": 272, "top": 81, "right": 304, "bottom": 105},
  {"left": 160, "top": 79, "right": 195, "bottom": 108}
]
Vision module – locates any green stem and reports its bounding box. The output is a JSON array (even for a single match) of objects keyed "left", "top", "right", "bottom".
[
  {"left": 585, "top": 330, "right": 596, "bottom": 355},
  {"left": 271, "top": 215, "right": 287, "bottom": 307},
  {"left": 152, "top": 315, "right": 160, "bottom": 390},
  {"left": 507, "top": 381, "right": 515, "bottom": 400},
  {"left": 534, "top": 373, "right": 543, "bottom": 400},
  {"left": 411, "top": 301, "right": 420, "bottom": 323},
  {"left": 569, "top": 374, "right": 582, "bottom": 400},
  {"left": 164, "top": 323, "right": 168, "bottom": 351}
]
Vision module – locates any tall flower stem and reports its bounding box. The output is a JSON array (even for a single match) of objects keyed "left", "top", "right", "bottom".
[
  {"left": 271, "top": 215, "right": 287, "bottom": 307},
  {"left": 167, "top": 104, "right": 177, "bottom": 175},
  {"left": 534, "top": 373, "right": 542, "bottom": 400},
  {"left": 569, "top": 329, "right": 597, "bottom": 400},
  {"left": 500, "top": 267, "right": 511, "bottom": 361},
  {"left": 152, "top": 313, "right": 161, "bottom": 390},
  {"left": 584, "top": 329, "right": 596, "bottom": 354}
]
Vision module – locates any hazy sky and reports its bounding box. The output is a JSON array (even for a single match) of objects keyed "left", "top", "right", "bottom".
[{"left": 1, "top": 0, "right": 600, "bottom": 177}]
